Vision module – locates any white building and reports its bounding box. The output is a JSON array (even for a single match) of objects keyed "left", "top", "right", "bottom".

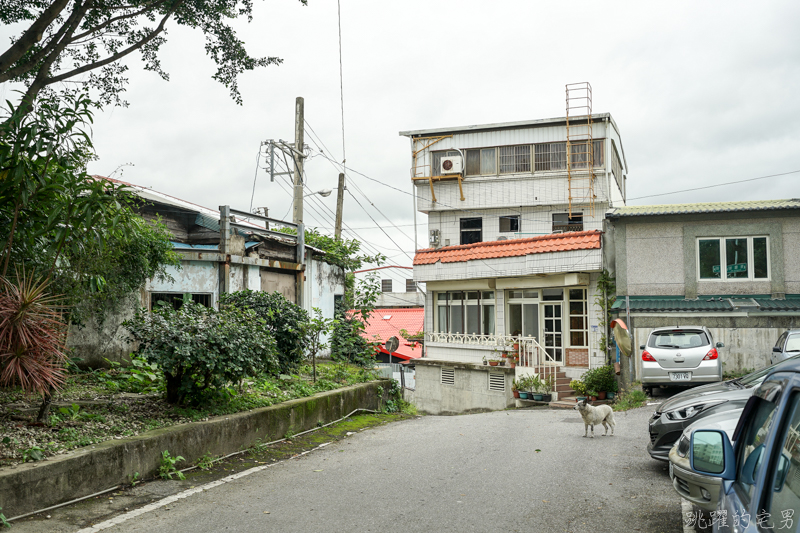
[
  {"left": 353, "top": 265, "right": 425, "bottom": 308},
  {"left": 401, "top": 98, "right": 629, "bottom": 414}
]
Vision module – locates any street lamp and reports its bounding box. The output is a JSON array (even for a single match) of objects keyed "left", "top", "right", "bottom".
[{"left": 304, "top": 189, "right": 332, "bottom": 198}]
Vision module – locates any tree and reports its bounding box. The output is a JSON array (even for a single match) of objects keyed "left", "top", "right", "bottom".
[
  {"left": 0, "top": 0, "right": 307, "bottom": 107},
  {"left": 0, "top": 92, "right": 180, "bottom": 322},
  {"left": 329, "top": 273, "right": 380, "bottom": 367}
]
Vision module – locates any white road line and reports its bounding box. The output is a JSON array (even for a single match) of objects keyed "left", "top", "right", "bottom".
[
  {"left": 682, "top": 498, "right": 695, "bottom": 533},
  {"left": 76, "top": 443, "right": 332, "bottom": 533}
]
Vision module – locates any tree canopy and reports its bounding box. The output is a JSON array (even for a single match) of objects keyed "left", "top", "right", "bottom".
[{"left": 0, "top": 0, "right": 306, "bottom": 106}]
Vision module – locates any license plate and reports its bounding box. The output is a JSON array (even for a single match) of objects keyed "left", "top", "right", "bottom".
[
  {"left": 670, "top": 372, "right": 691, "bottom": 381},
  {"left": 669, "top": 462, "right": 674, "bottom": 480}
]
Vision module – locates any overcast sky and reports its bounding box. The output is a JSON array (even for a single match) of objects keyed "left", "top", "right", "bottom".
[{"left": 3, "top": 1, "right": 799, "bottom": 275}]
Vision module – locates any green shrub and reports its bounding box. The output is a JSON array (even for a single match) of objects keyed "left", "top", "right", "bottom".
[
  {"left": 220, "top": 290, "right": 308, "bottom": 374},
  {"left": 569, "top": 379, "right": 588, "bottom": 396},
  {"left": 584, "top": 365, "right": 618, "bottom": 393},
  {"left": 613, "top": 389, "right": 648, "bottom": 411},
  {"left": 124, "top": 300, "right": 278, "bottom": 405}
]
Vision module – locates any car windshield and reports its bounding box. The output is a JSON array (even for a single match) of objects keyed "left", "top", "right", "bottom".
[
  {"left": 736, "top": 352, "right": 800, "bottom": 387},
  {"left": 785, "top": 334, "right": 800, "bottom": 352},
  {"left": 647, "top": 330, "right": 708, "bottom": 349}
]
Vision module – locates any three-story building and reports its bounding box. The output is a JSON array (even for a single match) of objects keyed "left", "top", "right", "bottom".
[{"left": 401, "top": 106, "right": 628, "bottom": 414}]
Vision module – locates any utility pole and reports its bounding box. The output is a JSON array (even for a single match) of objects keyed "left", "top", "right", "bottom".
[
  {"left": 292, "top": 97, "right": 306, "bottom": 308},
  {"left": 334, "top": 172, "right": 345, "bottom": 239}
]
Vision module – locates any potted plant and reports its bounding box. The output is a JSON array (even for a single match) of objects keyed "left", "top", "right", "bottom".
[
  {"left": 587, "top": 389, "right": 598, "bottom": 402},
  {"left": 511, "top": 378, "right": 522, "bottom": 399},
  {"left": 482, "top": 356, "right": 487, "bottom": 366},
  {"left": 570, "top": 379, "right": 588, "bottom": 402},
  {"left": 540, "top": 375, "right": 555, "bottom": 402},
  {"left": 489, "top": 359, "right": 499, "bottom": 367},
  {"left": 509, "top": 355, "right": 518, "bottom": 369},
  {"left": 597, "top": 365, "right": 618, "bottom": 400}
]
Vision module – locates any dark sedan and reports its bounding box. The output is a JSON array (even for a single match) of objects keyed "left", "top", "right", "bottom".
[{"left": 646, "top": 354, "right": 800, "bottom": 461}]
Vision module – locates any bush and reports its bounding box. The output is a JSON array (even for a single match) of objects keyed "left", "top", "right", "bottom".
[
  {"left": 124, "top": 300, "right": 278, "bottom": 405},
  {"left": 569, "top": 379, "right": 588, "bottom": 396},
  {"left": 219, "top": 290, "right": 308, "bottom": 374},
  {"left": 584, "top": 365, "right": 618, "bottom": 393},
  {"left": 329, "top": 312, "right": 377, "bottom": 367}
]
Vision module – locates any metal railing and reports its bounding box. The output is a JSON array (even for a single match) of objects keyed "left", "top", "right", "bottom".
[{"left": 425, "top": 332, "right": 561, "bottom": 398}]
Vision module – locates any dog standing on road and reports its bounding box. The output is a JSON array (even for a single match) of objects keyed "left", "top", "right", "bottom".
[{"left": 573, "top": 399, "right": 616, "bottom": 438}]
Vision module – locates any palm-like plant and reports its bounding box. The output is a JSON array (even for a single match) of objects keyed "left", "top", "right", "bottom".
[{"left": 0, "top": 270, "right": 68, "bottom": 411}]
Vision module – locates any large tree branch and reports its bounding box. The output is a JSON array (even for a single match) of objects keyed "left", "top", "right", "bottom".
[
  {"left": 0, "top": 0, "right": 72, "bottom": 74},
  {"left": 44, "top": 3, "right": 181, "bottom": 86},
  {"left": 71, "top": 0, "right": 169, "bottom": 41},
  {"left": 0, "top": 0, "right": 90, "bottom": 84}
]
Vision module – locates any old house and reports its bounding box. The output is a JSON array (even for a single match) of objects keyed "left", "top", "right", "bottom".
[
  {"left": 401, "top": 86, "right": 629, "bottom": 414},
  {"left": 67, "top": 177, "right": 345, "bottom": 365},
  {"left": 606, "top": 199, "right": 800, "bottom": 380}
]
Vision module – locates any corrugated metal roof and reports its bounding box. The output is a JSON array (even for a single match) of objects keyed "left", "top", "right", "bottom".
[
  {"left": 413, "top": 231, "right": 601, "bottom": 265},
  {"left": 608, "top": 199, "right": 800, "bottom": 218},
  {"left": 399, "top": 113, "right": 613, "bottom": 137},
  {"left": 613, "top": 296, "right": 800, "bottom": 312}
]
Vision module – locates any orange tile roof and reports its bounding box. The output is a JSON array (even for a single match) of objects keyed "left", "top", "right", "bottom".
[
  {"left": 351, "top": 308, "right": 425, "bottom": 360},
  {"left": 413, "top": 230, "right": 602, "bottom": 265}
]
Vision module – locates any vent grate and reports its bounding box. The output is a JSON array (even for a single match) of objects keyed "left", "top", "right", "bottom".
[
  {"left": 441, "top": 368, "right": 455, "bottom": 386},
  {"left": 488, "top": 373, "right": 505, "bottom": 392}
]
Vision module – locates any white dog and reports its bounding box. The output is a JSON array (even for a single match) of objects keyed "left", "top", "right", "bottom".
[{"left": 573, "top": 399, "right": 616, "bottom": 438}]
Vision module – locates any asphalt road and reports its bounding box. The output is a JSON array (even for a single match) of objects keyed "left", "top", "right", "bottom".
[{"left": 46, "top": 404, "right": 682, "bottom": 533}]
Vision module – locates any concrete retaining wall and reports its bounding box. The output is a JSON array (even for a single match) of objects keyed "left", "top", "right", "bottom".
[{"left": 0, "top": 381, "right": 388, "bottom": 518}]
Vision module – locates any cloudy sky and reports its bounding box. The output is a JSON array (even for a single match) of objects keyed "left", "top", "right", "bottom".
[{"left": 3, "top": 1, "right": 799, "bottom": 274}]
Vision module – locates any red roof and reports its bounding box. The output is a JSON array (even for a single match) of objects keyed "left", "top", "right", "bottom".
[
  {"left": 356, "top": 308, "right": 424, "bottom": 361},
  {"left": 413, "top": 230, "right": 602, "bottom": 265}
]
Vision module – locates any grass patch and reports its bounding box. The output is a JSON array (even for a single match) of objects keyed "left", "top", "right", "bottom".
[
  {"left": 0, "top": 361, "right": 382, "bottom": 467},
  {"left": 613, "top": 389, "right": 649, "bottom": 411},
  {"left": 723, "top": 368, "right": 754, "bottom": 380}
]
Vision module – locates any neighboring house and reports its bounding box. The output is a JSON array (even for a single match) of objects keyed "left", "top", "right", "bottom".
[
  {"left": 360, "top": 307, "right": 425, "bottom": 364},
  {"left": 606, "top": 199, "right": 800, "bottom": 376},
  {"left": 67, "top": 177, "right": 345, "bottom": 365},
  {"left": 400, "top": 97, "right": 629, "bottom": 414},
  {"left": 354, "top": 266, "right": 425, "bottom": 308}
]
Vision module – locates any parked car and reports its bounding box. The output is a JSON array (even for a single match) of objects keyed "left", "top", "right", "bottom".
[
  {"left": 685, "top": 357, "right": 800, "bottom": 532},
  {"left": 668, "top": 408, "right": 743, "bottom": 511},
  {"left": 647, "top": 353, "right": 800, "bottom": 461},
  {"left": 769, "top": 328, "right": 800, "bottom": 365},
  {"left": 640, "top": 326, "right": 724, "bottom": 396}
]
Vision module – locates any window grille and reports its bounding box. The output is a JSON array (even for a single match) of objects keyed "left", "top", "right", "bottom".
[
  {"left": 460, "top": 217, "right": 482, "bottom": 245},
  {"left": 552, "top": 213, "right": 583, "bottom": 233},
  {"left": 499, "top": 145, "right": 531, "bottom": 174},
  {"left": 431, "top": 150, "right": 459, "bottom": 176},
  {"left": 441, "top": 368, "right": 455, "bottom": 386},
  {"left": 488, "top": 373, "right": 505, "bottom": 392},
  {"left": 535, "top": 142, "right": 567, "bottom": 171},
  {"left": 381, "top": 279, "right": 393, "bottom": 292},
  {"left": 405, "top": 279, "right": 417, "bottom": 293}
]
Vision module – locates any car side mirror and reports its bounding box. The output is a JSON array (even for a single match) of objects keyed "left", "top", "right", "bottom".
[
  {"left": 716, "top": 342, "right": 724, "bottom": 348},
  {"left": 773, "top": 346, "right": 782, "bottom": 353},
  {"left": 690, "top": 429, "right": 735, "bottom": 480},
  {"left": 639, "top": 345, "right": 645, "bottom": 350}
]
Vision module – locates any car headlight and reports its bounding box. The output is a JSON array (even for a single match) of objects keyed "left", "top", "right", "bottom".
[
  {"left": 676, "top": 434, "right": 690, "bottom": 458},
  {"left": 664, "top": 400, "right": 727, "bottom": 421}
]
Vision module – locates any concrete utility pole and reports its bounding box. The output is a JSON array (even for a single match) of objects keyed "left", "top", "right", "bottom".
[
  {"left": 292, "top": 97, "right": 306, "bottom": 307},
  {"left": 334, "top": 172, "right": 345, "bottom": 239},
  {"left": 292, "top": 97, "right": 305, "bottom": 226}
]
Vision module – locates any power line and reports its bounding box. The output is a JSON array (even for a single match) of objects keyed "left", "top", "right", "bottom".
[
  {"left": 336, "top": 0, "right": 347, "bottom": 168},
  {"left": 627, "top": 169, "right": 800, "bottom": 201}
]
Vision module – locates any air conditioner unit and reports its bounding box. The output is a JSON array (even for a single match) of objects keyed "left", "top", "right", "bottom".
[
  {"left": 440, "top": 155, "right": 463, "bottom": 175},
  {"left": 429, "top": 229, "right": 440, "bottom": 247}
]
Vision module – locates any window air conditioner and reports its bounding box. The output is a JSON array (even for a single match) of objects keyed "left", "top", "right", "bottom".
[{"left": 440, "top": 155, "right": 463, "bottom": 175}]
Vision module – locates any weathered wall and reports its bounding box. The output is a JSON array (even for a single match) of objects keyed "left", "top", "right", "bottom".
[
  {"left": 0, "top": 381, "right": 388, "bottom": 518},
  {"left": 65, "top": 294, "right": 141, "bottom": 367},
  {"left": 407, "top": 361, "right": 514, "bottom": 415}
]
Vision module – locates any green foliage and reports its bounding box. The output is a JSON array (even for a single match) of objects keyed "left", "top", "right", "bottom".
[
  {"left": 100, "top": 354, "right": 163, "bottom": 394},
  {"left": 570, "top": 379, "right": 589, "bottom": 396},
  {"left": 723, "top": 367, "right": 754, "bottom": 381},
  {"left": 159, "top": 450, "right": 186, "bottom": 480},
  {"left": 305, "top": 308, "right": 333, "bottom": 364},
  {"left": 124, "top": 300, "right": 279, "bottom": 405},
  {"left": 58, "top": 403, "right": 84, "bottom": 421},
  {"left": 220, "top": 290, "right": 307, "bottom": 374},
  {"left": 128, "top": 472, "right": 141, "bottom": 486},
  {"left": 330, "top": 274, "right": 381, "bottom": 367},
  {"left": 582, "top": 365, "right": 618, "bottom": 393},
  {"left": 196, "top": 452, "right": 215, "bottom": 471},
  {"left": 594, "top": 270, "right": 616, "bottom": 356},
  {"left": 0, "top": 506, "right": 9, "bottom": 528},
  {"left": 612, "top": 389, "right": 648, "bottom": 412},
  {"left": 0, "top": 0, "right": 308, "bottom": 107},
  {"left": 22, "top": 445, "right": 45, "bottom": 462},
  {"left": 277, "top": 227, "right": 385, "bottom": 271},
  {"left": 0, "top": 93, "right": 179, "bottom": 325}
]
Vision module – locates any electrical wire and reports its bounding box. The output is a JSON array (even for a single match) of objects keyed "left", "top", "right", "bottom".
[
  {"left": 336, "top": 0, "right": 347, "bottom": 168},
  {"left": 627, "top": 169, "right": 800, "bottom": 201},
  {"left": 249, "top": 144, "right": 262, "bottom": 213}
]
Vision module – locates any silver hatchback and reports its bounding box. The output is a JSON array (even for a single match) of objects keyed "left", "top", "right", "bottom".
[{"left": 640, "top": 326, "right": 723, "bottom": 395}]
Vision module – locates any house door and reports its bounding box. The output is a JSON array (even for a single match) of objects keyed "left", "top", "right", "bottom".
[
  {"left": 542, "top": 303, "right": 563, "bottom": 362},
  {"left": 508, "top": 303, "right": 539, "bottom": 339}
]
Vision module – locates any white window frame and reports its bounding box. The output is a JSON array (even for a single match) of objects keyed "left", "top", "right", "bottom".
[
  {"left": 435, "top": 291, "right": 496, "bottom": 335},
  {"left": 696, "top": 236, "right": 770, "bottom": 282}
]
